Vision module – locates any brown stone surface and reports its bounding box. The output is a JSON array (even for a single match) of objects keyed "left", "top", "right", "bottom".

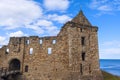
[{"left": 0, "top": 10, "right": 103, "bottom": 80}]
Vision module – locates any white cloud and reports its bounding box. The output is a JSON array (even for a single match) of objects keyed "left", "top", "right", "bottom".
[
  {"left": 9, "top": 31, "right": 27, "bottom": 37},
  {"left": 101, "top": 48, "right": 120, "bottom": 54},
  {"left": 43, "top": 0, "right": 70, "bottom": 11},
  {"left": 100, "top": 52, "right": 120, "bottom": 59},
  {"left": 89, "top": 0, "right": 120, "bottom": 12},
  {"left": 0, "top": 0, "right": 71, "bottom": 47},
  {"left": 98, "top": 5, "right": 112, "bottom": 11},
  {"left": 0, "top": 36, "right": 8, "bottom": 46},
  {"left": 26, "top": 24, "right": 44, "bottom": 34},
  {"left": 25, "top": 19, "right": 59, "bottom": 36},
  {"left": 101, "top": 41, "right": 120, "bottom": 46},
  {"left": 44, "top": 26, "right": 59, "bottom": 35},
  {"left": 99, "top": 40, "right": 120, "bottom": 59},
  {"left": 0, "top": 0, "right": 42, "bottom": 29},
  {"left": 47, "top": 14, "right": 72, "bottom": 23},
  {"left": 36, "top": 20, "right": 53, "bottom": 27},
  {"left": 35, "top": 20, "right": 59, "bottom": 35}
]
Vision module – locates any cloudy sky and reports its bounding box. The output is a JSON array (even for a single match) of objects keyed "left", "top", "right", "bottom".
[{"left": 0, "top": 0, "right": 120, "bottom": 59}]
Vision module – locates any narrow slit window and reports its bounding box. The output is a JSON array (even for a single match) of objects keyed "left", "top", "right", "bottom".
[
  {"left": 80, "top": 64, "right": 83, "bottom": 75},
  {"left": 25, "top": 65, "right": 28, "bottom": 72},
  {"left": 19, "top": 38, "right": 21, "bottom": 44},
  {"left": 30, "top": 48, "right": 33, "bottom": 54},
  {"left": 27, "top": 40, "right": 30, "bottom": 44},
  {"left": 52, "top": 40, "right": 56, "bottom": 44},
  {"left": 40, "top": 39, "right": 42, "bottom": 44},
  {"left": 48, "top": 48, "right": 52, "bottom": 54},
  {"left": 82, "top": 52, "right": 85, "bottom": 61},
  {"left": 80, "top": 28, "right": 82, "bottom": 32},
  {"left": 81, "top": 37, "right": 85, "bottom": 46}
]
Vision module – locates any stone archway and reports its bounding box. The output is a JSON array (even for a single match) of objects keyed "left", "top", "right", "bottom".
[{"left": 9, "top": 59, "right": 20, "bottom": 71}]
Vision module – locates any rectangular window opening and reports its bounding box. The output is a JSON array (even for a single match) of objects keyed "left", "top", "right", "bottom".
[
  {"left": 48, "top": 48, "right": 52, "bottom": 54},
  {"left": 52, "top": 39, "right": 56, "bottom": 44},
  {"left": 6, "top": 48, "right": 9, "bottom": 54},
  {"left": 27, "top": 40, "right": 30, "bottom": 44},
  {"left": 19, "top": 38, "right": 21, "bottom": 44},
  {"left": 25, "top": 65, "right": 28, "bottom": 72},
  {"left": 30, "top": 48, "right": 33, "bottom": 55},
  {"left": 40, "top": 39, "right": 42, "bottom": 44},
  {"left": 82, "top": 52, "right": 85, "bottom": 61},
  {"left": 81, "top": 37, "right": 85, "bottom": 46},
  {"left": 81, "top": 28, "right": 82, "bottom": 32},
  {"left": 80, "top": 64, "right": 83, "bottom": 75}
]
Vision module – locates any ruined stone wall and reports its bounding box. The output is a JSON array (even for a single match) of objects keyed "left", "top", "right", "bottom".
[
  {"left": 0, "top": 23, "right": 103, "bottom": 80},
  {"left": 0, "top": 37, "right": 26, "bottom": 71},
  {"left": 0, "top": 46, "right": 7, "bottom": 67},
  {"left": 63, "top": 22, "right": 103, "bottom": 80},
  {"left": 0, "top": 10, "right": 103, "bottom": 80},
  {"left": 22, "top": 25, "right": 71, "bottom": 80}
]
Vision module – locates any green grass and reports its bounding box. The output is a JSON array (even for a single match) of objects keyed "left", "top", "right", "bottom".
[{"left": 102, "top": 71, "right": 120, "bottom": 80}]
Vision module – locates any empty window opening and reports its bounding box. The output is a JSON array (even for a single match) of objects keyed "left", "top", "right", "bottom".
[
  {"left": 25, "top": 65, "right": 28, "bottom": 72},
  {"left": 48, "top": 48, "right": 52, "bottom": 54},
  {"left": 19, "top": 38, "right": 21, "bottom": 44},
  {"left": 40, "top": 39, "right": 42, "bottom": 44},
  {"left": 30, "top": 48, "right": 33, "bottom": 54},
  {"left": 6, "top": 48, "right": 9, "bottom": 54},
  {"left": 80, "top": 28, "right": 82, "bottom": 32},
  {"left": 27, "top": 40, "right": 30, "bottom": 44},
  {"left": 80, "top": 64, "right": 83, "bottom": 75},
  {"left": 6, "top": 48, "right": 9, "bottom": 52},
  {"left": 82, "top": 52, "right": 85, "bottom": 61},
  {"left": 52, "top": 40, "right": 56, "bottom": 44},
  {"left": 81, "top": 37, "right": 85, "bottom": 46}
]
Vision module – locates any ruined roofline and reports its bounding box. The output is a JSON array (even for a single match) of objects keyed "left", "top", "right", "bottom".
[
  {"left": 1, "top": 10, "right": 98, "bottom": 48},
  {"left": 10, "top": 36, "right": 57, "bottom": 39},
  {"left": 61, "top": 21, "right": 98, "bottom": 30},
  {"left": 71, "top": 10, "right": 92, "bottom": 26},
  {"left": 59, "top": 10, "right": 98, "bottom": 30},
  {"left": 0, "top": 45, "right": 7, "bottom": 48}
]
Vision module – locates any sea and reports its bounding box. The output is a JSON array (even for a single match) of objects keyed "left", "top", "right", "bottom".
[{"left": 100, "top": 59, "right": 120, "bottom": 76}]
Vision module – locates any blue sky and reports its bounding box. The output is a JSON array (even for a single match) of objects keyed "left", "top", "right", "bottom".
[{"left": 0, "top": 0, "right": 120, "bottom": 59}]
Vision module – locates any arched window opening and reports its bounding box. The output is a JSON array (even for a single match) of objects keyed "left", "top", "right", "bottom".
[
  {"left": 9, "top": 59, "right": 20, "bottom": 71},
  {"left": 25, "top": 65, "right": 28, "bottom": 72},
  {"left": 82, "top": 52, "right": 85, "bottom": 61}
]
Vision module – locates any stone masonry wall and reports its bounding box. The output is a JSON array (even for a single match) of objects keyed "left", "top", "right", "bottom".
[{"left": 0, "top": 10, "right": 103, "bottom": 80}]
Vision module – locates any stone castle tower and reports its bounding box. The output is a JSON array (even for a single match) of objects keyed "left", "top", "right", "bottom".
[{"left": 0, "top": 10, "right": 103, "bottom": 80}]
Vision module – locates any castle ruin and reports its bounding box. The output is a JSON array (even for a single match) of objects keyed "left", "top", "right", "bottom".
[{"left": 0, "top": 10, "right": 103, "bottom": 80}]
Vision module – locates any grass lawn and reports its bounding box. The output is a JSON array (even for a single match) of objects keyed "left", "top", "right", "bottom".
[{"left": 102, "top": 71, "right": 120, "bottom": 80}]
